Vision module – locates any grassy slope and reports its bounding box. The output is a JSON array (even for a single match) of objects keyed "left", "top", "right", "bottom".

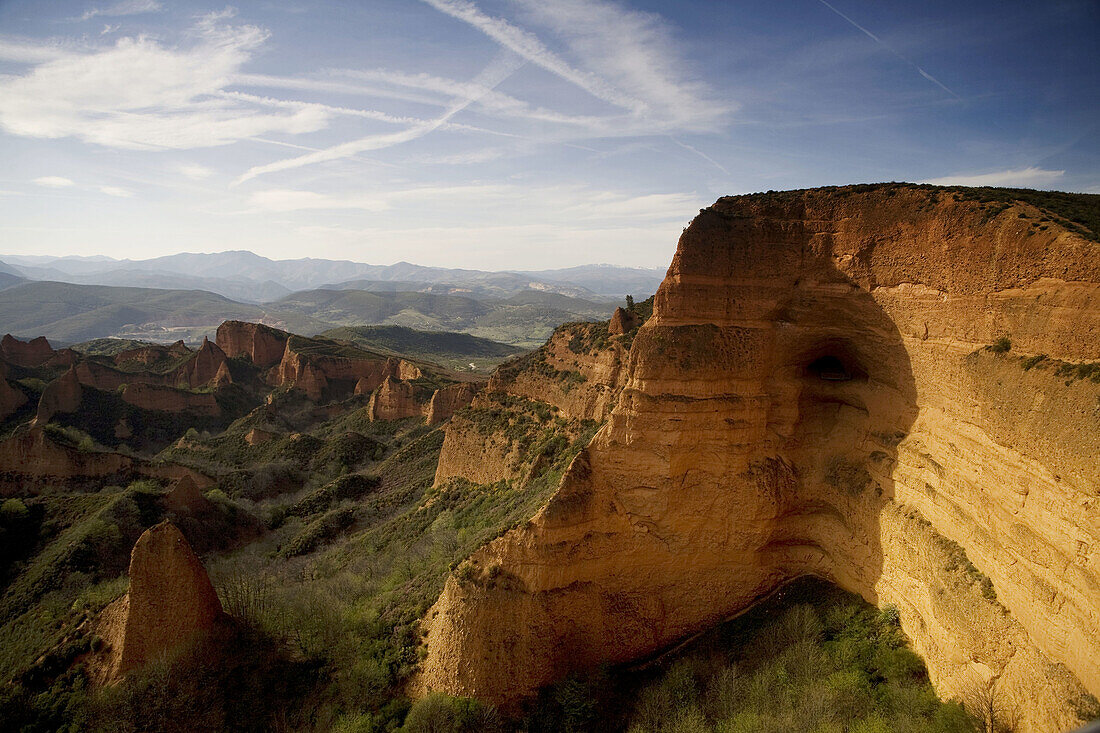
[
  {"left": 321, "top": 325, "right": 526, "bottom": 372},
  {"left": 276, "top": 288, "right": 613, "bottom": 347}
]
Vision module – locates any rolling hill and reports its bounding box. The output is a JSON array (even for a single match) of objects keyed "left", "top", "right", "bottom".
[{"left": 320, "top": 325, "right": 526, "bottom": 372}]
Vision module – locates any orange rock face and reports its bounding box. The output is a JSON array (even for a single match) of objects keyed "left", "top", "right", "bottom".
[
  {"left": 367, "top": 375, "right": 423, "bottom": 421},
  {"left": 215, "top": 320, "right": 288, "bottom": 368},
  {"left": 120, "top": 383, "right": 220, "bottom": 416},
  {"left": 418, "top": 187, "right": 1100, "bottom": 731},
  {"left": 97, "top": 521, "right": 223, "bottom": 679},
  {"left": 0, "top": 334, "right": 55, "bottom": 367},
  {"left": 173, "top": 337, "right": 230, "bottom": 388},
  {"left": 426, "top": 382, "right": 480, "bottom": 425}
]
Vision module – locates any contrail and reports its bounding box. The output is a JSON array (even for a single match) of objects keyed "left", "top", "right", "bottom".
[
  {"left": 670, "top": 137, "right": 729, "bottom": 176},
  {"left": 233, "top": 51, "right": 525, "bottom": 185},
  {"left": 817, "top": 0, "right": 961, "bottom": 100}
]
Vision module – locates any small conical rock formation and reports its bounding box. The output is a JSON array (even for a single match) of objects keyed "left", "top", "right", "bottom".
[
  {"left": 34, "top": 366, "right": 82, "bottom": 424},
  {"left": 607, "top": 306, "right": 638, "bottom": 335},
  {"left": 162, "top": 475, "right": 214, "bottom": 514},
  {"left": 96, "top": 521, "right": 223, "bottom": 681},
  {"left": 0, "top": 363, "right": 27, "bottom": 422},
  {"left": 175, "top": 337, "right": 230, "bottom": 388}
]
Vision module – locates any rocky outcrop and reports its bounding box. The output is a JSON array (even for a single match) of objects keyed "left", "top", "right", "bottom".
[
  {"left": 96, "top": 521, "right": 224, "bottom": 681},
  {"left": 426, "top": 382, "right": 480, "bottom": 425},
  {"left": 367, "top": 376, "right": 423, "bottom": 421},
  {"left": 0, "top": 364, "right": 27, "bottom": 422},
  {"left": 608, "top": 306, "right": 638, "bottom": 335},
  {"left": 215, "top": 320, "right": 288, "bottom": 368},
  {"left": 120, "top": 383, "right": 220, "bottom": 416},
  {"left": 35, "top": 367, "right": 82, "bottom": 423},
  {"left": 270, "top": 336, "right": 426, "bottom": 403},
  {"left": 173, "top": 337, "right": 230, "bottom": 388},
  {"left": 244, "top": 427, "right": 277, "bottom": 445},
  {"left": 162, "top": 474, "right": 215, "bottom": 514},
  {"left": 1, "top": 334, "right": 54, "bottom": 367},
  {"left": 0, "top": 428, "right": 132, "bottom": 492},
  {"left": 418, "top": 186, "right": 1100, "bottom": 731}
]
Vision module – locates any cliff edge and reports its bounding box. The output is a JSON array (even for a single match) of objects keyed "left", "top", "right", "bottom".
[{"left": 417, "top": 185, "right": 1100, "bottom": 731}]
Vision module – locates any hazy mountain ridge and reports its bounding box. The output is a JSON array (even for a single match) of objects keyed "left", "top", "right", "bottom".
[
  {"left": 0, "top": 280, "right": 617, "bottom": 348},
  {"left": 0, "top": 252, "right": 662, "bottom": 302}
]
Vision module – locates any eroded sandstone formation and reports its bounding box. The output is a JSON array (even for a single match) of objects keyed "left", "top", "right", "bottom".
[
  {"left": 216, "top": 320, "right": 288, "bottom": 368},
  {"left": 419, "top": 186, "right": 1100, "bottom": 731},
  {"left": 426, "top": 382, "right": 480, "bottom": 425},
  {"left": 96, "top": 521, "right": 224, "bottom": 681},
  {"left": 1, "top": 334, "right": 54, "bottom": 367}
]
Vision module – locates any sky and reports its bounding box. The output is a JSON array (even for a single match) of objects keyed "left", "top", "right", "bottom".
[{"left": 0, "top": 0, "right": 1097, "bottom": 270}]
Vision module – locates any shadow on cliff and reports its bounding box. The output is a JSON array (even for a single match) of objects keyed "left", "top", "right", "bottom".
[{"left": 755, "top": 245, "right": 919, "bottom": 610}]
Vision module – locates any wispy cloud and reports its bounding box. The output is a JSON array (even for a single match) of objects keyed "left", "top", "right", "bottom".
[
  {"left": 177, "top": 163, "right": 214, "bottom": 180},
  {"left": 233, "top": 50, "right": 526, "bottom": 184},
  {"left": 0, "top": 11, "right": 327, "bottom": 150},
  {"left": 81, "top": 0, "right": 162, "bottom": 22},
  {"left": 921, "top": 167, "right": 1065, "bottom": 187},
  {"left": 98, "top": 185, "right": 133, "bottom": 197},
  {"left": 33, "top": 176, "right": 76, "bottom": 187}
]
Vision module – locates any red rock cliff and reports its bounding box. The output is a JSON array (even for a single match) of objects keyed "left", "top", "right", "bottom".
[{"left": 418, "top": 186, "right": 1100, "bottom": 731}]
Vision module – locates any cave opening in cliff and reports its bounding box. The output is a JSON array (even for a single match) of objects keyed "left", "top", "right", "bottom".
[{"left": 808, "top": 354, "right": 854, "bottom": 382}]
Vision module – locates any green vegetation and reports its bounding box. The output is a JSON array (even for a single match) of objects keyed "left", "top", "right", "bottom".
[
  {"left": 989, "top": 336, "right": 1012, "bottom": 354},
  {"left": 732, "top": 183, "right": 1100, "bottom": 243},
  {"left": 321, "top": 325, "right": 526, "bottom": 373},
  {"left": 519, "top": 577, "right": 977, "bottom": 733}
]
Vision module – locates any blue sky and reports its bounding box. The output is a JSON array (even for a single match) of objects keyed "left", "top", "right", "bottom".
[{"left": 0, "top": 0, "right": 1096, "bottom": 269}]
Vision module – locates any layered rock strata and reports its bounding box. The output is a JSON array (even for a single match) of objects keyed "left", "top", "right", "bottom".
[{"left": 419, "top": 186, "right": 1100, "bottom": 731}]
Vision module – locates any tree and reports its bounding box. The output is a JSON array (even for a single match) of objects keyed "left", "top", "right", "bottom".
[
  {"left": 626, "top": 294, "right": 635, "bottom": 311},
  {"left": 957, "top": 674, "right": 1018, "bottom": 733}
]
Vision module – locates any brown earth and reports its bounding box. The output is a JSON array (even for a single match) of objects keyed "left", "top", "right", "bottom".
[{"left": 418, "top": 186, "right": 1100, "bottom": 731}]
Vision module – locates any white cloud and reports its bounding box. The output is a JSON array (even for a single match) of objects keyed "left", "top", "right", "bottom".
[
  {"left": 0, "top": 12, "right": 328, "bottom": 150},
  {"left": 177, "top": 163, "right": 215, "bottom": 180},
  {"left": 33, "top": 176, "right": 75, "bottom": 187},
  {"left": 922, "top": 167, "right": 1065, "bottom": 188},
  {"left": 81, "top": 0, "right": 162, "bottom": 22},
  {"left": 98, "top": 185, "right": 133, "bottom": 197},
  {"left": 245, "top": 183, "right": 701, "bottom": 225}
]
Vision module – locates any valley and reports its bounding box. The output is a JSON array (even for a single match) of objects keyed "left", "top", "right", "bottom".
[{"left": 0, "top": 184, "right": 1097, "bottom": 733}]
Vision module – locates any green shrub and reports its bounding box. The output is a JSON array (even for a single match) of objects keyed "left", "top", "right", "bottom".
[
  {"left": 402, "top": 692, "right": 500, "bottom": 733},
  {"left": 989, "top": 336, "right": 1012, "bottom": 354}
]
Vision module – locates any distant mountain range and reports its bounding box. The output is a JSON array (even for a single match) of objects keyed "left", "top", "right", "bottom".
[
  {"left": 1, "top": 251, "right": 664, "bottom": 302},
  {"left": 0, "top": 251, "right": 661, "bottom": 348}
]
